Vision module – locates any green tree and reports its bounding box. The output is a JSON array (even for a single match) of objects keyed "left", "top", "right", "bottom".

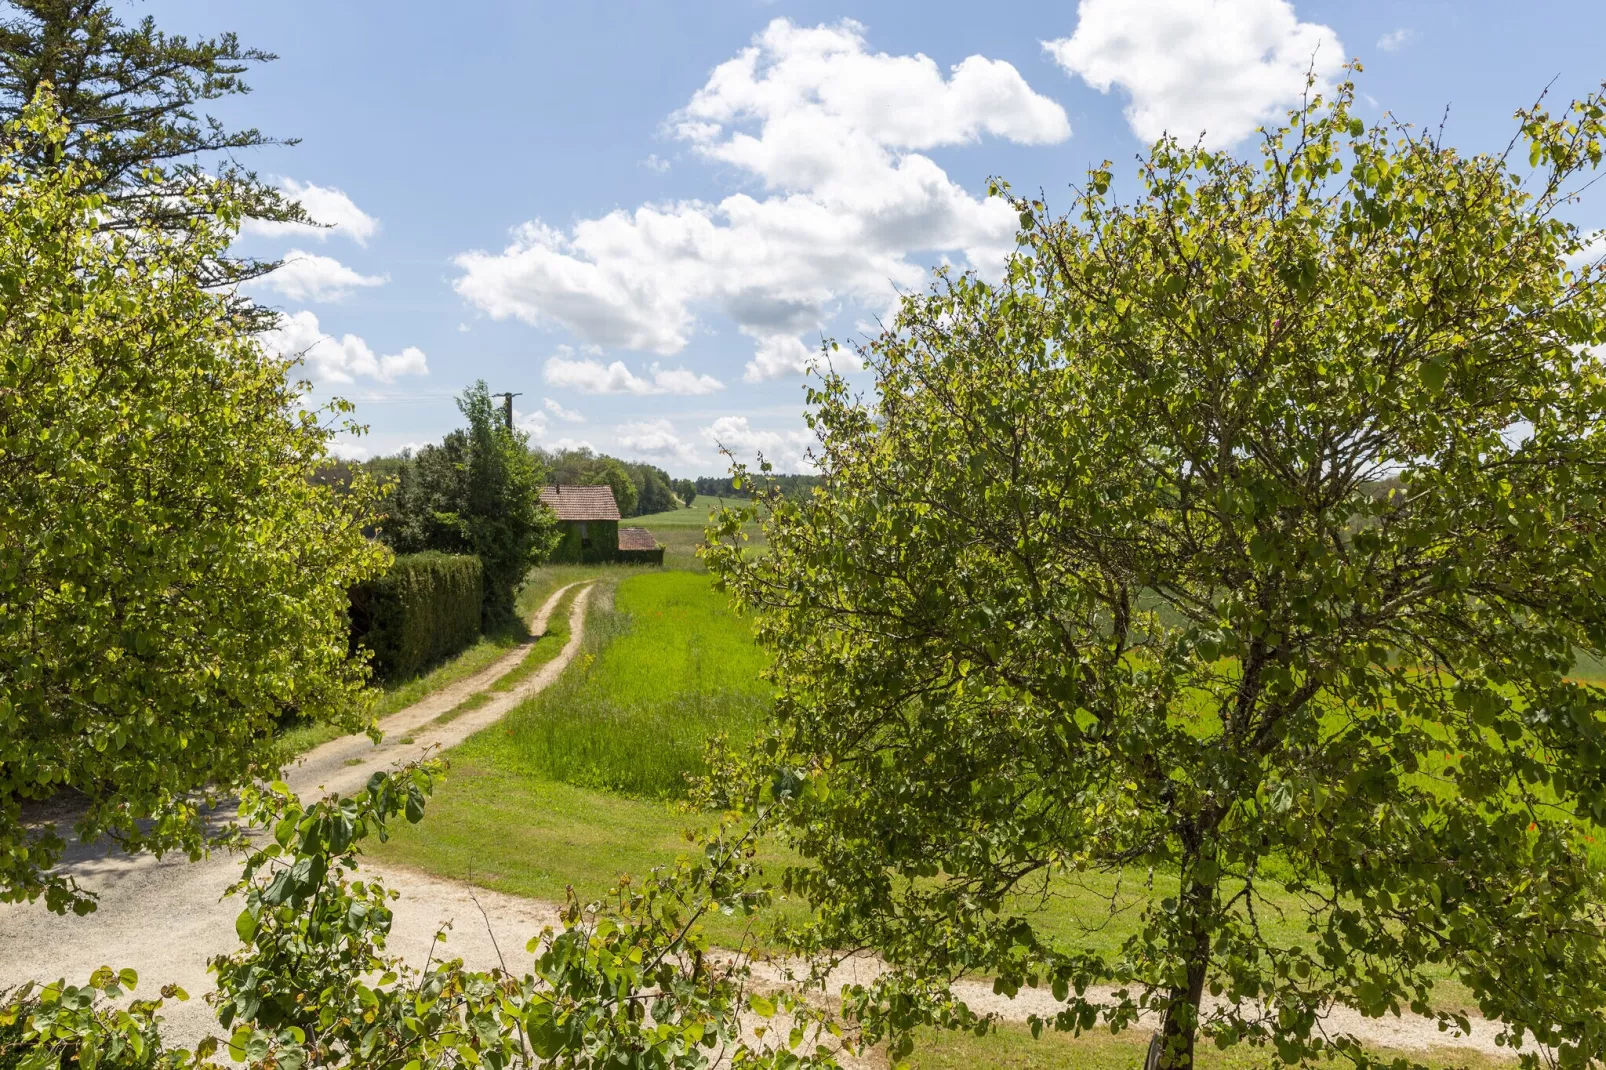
[
  {"left": 636, "top": 466, "right": 675, "bottom": 516},
  {"left": 0, "top": 95, "right": 386, "bottom": 916},
  {"left": 382, "top": 435, "right": 471, "bottom": 556},
  {"left": 0, "top": 0, "right": 308, "bottom": 293},
  {"left": 533, "top": 446, "right": 679, "bottom": 517},
  {"left": 600, "top": 458, "right": 638, "bottom": 518},
  {"left": 709, "top": 78, "right": 1606, "bottom": 1069},
  {"left": 380, "top": 383, "right": 556, "bottom": 626}
]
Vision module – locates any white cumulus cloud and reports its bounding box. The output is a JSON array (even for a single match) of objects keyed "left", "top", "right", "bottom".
[
  {"left": 259, "top": 249, "right": 387, "bottom": 303},
  {"left": 514, "top": 408, "right": 549, "bottom": 437},
  {"left": 701, "top": 415, "right": 816, "bottom": 472},
  {"left": 245, "top": 179, "right": 380, "bottom": 245},
  {"left": 1043, "top": 0, "right": 1344, "bottom": 148},
  {"left": 544, "top": 397, "right": 585, "bottom": 423},
  {"left": 259, "top": 310, "right": 428, "bottom": 384},
  {"left": 544, "top": 349, "right": 724, "bottom": 396},
  {"left": 454, "top": 18, "right": 1069, "bottom": 382},
  {"left": 744, "top": 333, "right": 819, "bottom": 383},
  {"left": 618, "top": 419, "right": 698, "bottom": 463}
]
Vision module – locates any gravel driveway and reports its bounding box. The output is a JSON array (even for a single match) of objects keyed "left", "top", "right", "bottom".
[{"left": 0, "top": 582, "right": 593, "bottom": 1047}]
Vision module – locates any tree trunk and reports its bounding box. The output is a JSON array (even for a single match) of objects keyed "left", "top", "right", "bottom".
[{"left": 1146, "top": 874, "right": 1213, "bottom": 1070}]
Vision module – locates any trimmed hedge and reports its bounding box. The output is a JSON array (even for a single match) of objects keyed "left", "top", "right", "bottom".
[{"left": 350, "top": 552, "right": 483, "bottom": 682}]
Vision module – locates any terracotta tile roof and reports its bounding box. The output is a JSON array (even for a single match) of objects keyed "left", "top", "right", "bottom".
[
  {"left": 617, "top": 526, "right": 659, "bottom": 552},
  {"left": 539, "top": 485, "right": 620, "bottom": 521}
]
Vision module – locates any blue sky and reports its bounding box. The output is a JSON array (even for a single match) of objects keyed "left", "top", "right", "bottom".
[{"left": 136, "top": 0, "right": 1606, "bottom": 475}]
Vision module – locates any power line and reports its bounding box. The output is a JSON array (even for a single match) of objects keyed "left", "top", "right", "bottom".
[{"left": 490, "top": 391, "right": 522, "bottom": 432}]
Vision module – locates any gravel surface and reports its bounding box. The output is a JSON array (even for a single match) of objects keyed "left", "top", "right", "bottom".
[{"left": 745, "top": 955, "right": 1523, "bottom": 1061}]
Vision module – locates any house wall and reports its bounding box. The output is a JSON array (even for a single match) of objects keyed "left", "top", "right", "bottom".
[{"left": 548, "top": 518, "right": 619, "bottom": 563}]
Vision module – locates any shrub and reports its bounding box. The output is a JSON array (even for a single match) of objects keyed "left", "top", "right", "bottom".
[{"left": 349, "top": 553, "right": 482, "bottom": 682}]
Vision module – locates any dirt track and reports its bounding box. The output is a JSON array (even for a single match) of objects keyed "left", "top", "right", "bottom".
[
  {"left": 0, "top": 577, "right": 1527, "bottom": 1063},
  {"left": 0, "top": 582, "right": 593, "bottom": 1047}
]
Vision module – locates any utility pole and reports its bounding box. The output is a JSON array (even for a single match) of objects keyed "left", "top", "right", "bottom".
[{"left": 490, "top": 391, "right": 522, "bottom": 432}]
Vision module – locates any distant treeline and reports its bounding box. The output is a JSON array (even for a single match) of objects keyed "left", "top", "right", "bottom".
[
  {"left": 693, "top": 474, "right": 823, "bottom": 499},
  {"left": 320, "top": 450, "right": 824, "bottom": 514},
  {"left": 322, "top": 447, "right": 699, "bottom": 518},
  {"left": 534, "top": 447, "right": 693, "bottom": 516}
]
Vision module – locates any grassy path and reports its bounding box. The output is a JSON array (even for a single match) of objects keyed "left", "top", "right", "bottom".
[
  {"left": 277, "top": 567, "right": 603, "bottom": 754},
  {"left": 284, "top": 582, "right": 595, "bottom": 796}
]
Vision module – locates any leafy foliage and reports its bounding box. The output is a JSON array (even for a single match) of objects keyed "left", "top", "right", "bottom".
[
  {"left": 349, "top": 552, "right": 483, "bottom": 683},
  {"left": 0, "top": 0, "right": 308, "bottom": 298},
  {"left": 380, "top": 383, "right": 557, "bottom": 626},
  {"left": 0, "top": 95, "right": 385, "bottom": 916},
  {"left": 208, "top": 766, "right": 850, "bottom": 1069},
  {"left": 709, "top": 75, "right": 1606, "bottom": 1069},
  {"left": 595, "top": 460, "right": 638, "bottom": 519},
  {"left": 0, "top": 967, "right": 191, "bottom": 1070},
  {"left": 0, "top": 759, "right": 855, "bottom": 1070}
]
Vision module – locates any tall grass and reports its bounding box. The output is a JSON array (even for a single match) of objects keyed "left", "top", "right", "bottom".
[{"left": 489, "top": 571, "right": 770, "bottom": 798}]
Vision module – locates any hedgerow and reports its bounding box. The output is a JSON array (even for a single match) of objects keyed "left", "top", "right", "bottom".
[{"left": 349, "top": 553, "right": 483, "bottom": 682}]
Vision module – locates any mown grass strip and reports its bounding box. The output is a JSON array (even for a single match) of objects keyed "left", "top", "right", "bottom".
[
  {"left": 275, "top": 627, "right": 527, "bottom": 754},
  {"left": 492, "top": 583, "right": 588, "bottom": 692},
  {"left": 431, "top": 582, "right": 591, "bottom": 726},
  {"left": 432, "top": 690, "right": 492, "bottom": 727},
  {"left": 515, "top": 564, "right": 611, "bottom": 620},
  {"left": 278, "top": 567, "right": 606, "bottom": 756}
]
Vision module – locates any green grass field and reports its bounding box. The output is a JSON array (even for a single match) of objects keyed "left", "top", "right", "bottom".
[
  {"left": 635, "top": 494, "right": 766, "bottom": 570},
  {"left": 366, "top": 536, "right": 1522, "bottom": 1062},
  {"left": 634, "top": 494, "right": 750, "bottom": 527},
  {"left": 448, "top": 570, "right": 768, "bottom": 799},
  {"left": 375, "top": 564, "right": 1494, "bottom": 1010},
  {"left": 900, "top": 1024, "right": 1511, "bottom": 1070}
]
